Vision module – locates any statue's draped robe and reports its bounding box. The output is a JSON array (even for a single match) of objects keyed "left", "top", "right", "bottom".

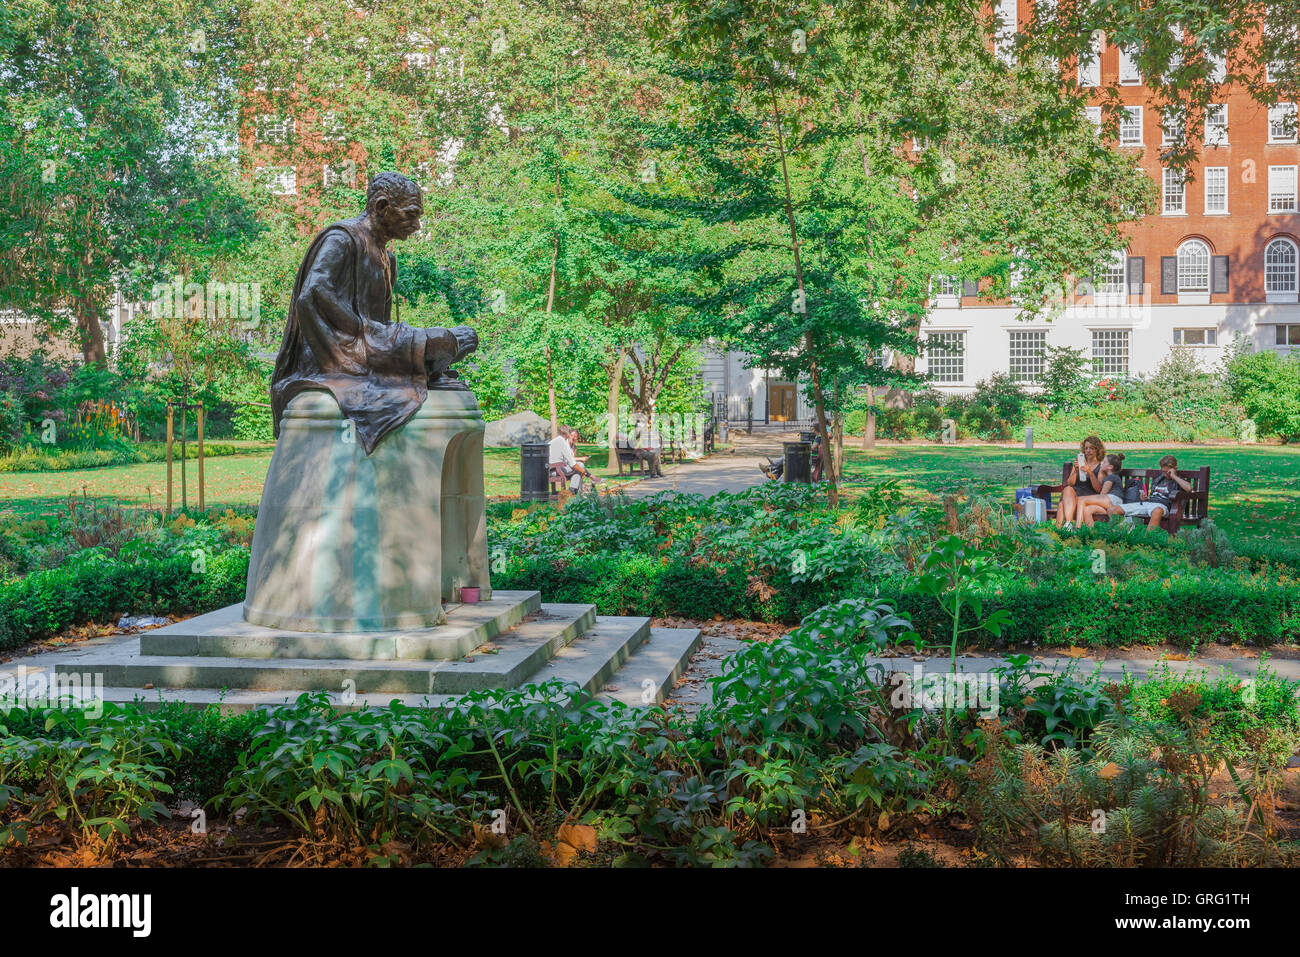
[{"left": 271, "top": 218, "right": 449, "bottom": 454}]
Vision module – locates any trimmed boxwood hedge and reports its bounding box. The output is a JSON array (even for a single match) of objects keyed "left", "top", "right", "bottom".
[
  {"left": 0, "top": 543, "right": 249, "bottom": 651},
  {"left": 3, "top": 532, "right": 1295, "bottom": 653},
  {"left": 496, "top": 554, "right": 1300, "bottom": 650}
]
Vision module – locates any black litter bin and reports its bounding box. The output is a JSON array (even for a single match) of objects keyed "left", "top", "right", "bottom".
[
  {"left": 783, "top": 441, "right": 811, "bottom": 483},
  {"left": 799, "top": 430, "right": 816, "bottom": 444},
  {"left": 521, "top": 443, "right": 550, "bottom": 501}
]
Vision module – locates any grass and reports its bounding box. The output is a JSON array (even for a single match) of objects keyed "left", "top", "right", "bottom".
[
  {"left": 0, "top": 443, "right": 657, "bottom": 517},
  {"left": 2, "top": 439, "right": 1294, "bottom": 549},
  {"left": 841, "top": 444, "right": 1300, "bottom": 545}
]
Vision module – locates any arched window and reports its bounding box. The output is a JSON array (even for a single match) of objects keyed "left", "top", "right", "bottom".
[
  {"left": 1265, "top": 238, "right": 1299, "bottom": 298},
  {"left": 1177, "top": 239, "right": 1211, "bottom": 292}
]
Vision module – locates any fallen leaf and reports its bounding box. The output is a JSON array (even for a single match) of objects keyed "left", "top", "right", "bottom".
[{"left": 557, "top": 823, "right": 598, "bottom": 854}]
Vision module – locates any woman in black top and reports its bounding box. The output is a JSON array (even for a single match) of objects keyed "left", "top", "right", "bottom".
[{"left": 1056, "top": 435, "right": 1106, "bottom": 528}]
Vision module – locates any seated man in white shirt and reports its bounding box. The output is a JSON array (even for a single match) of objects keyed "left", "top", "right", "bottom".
[{"left": 548, "top": 425, "right": 601, "bottom": 492}]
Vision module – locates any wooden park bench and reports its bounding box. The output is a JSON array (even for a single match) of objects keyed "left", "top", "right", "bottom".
[
  {"left": 1033, "top": 463, "right": 1211, "bottom": 535},
  {"left": 548, "top": 463, "right": 568, "bottom": 498},
  {"left": 615, "top": 446, "right": 655, "bottom": 476}
]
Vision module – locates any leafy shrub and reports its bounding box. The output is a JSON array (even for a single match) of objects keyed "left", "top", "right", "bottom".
[
  {"left": 1140, "top": 348, "right": 1236, "bottom": 440},
  {"left": 0, "top": 706, "right": 182, "bottom": 850},
  {"left": 1224, "top": 347, "right": 1300, "bottom": 441},
  {"left": 0, "top": 441, "right": 242, "bottom": 472},
  {"left": 1123, "top": 664, "right": 1300, "bottom": 766},
  {"left": 971, "top": 373, "right": 1029, "bottom": 424},
  {"left": 1039, "top": 345, "right": 1091, "bottom": 409}
]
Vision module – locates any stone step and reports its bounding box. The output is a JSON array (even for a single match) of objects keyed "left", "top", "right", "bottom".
[
  {"left": 139, "top": 590, "right": 543, "bottom": 661},
  {"left": 58, "top": 603, "right": 598, "bottom": 695},
  {"left": 89, "top": 686, "right": 458, "bottom": 714},
  {"left": 522, "top": 616, "right": 655, "bottom": 696},
  {"left": 596, "top": 626, "right": 704, "bottom": 707},
  {"left": 67, "top": 620, "right": 700, "bottom": 715}
]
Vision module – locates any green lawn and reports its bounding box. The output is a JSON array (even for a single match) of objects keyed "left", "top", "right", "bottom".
[
  {"left": 3, "top": 440, "right": 1295, "bottom": 547},
  {"left": 842, "top": 444, "right": 1300, "bottom": 545},
  {"left": 0, "top": 443, "right": 655, "bottom": 517}
]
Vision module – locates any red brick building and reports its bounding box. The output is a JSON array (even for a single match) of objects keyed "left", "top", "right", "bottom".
[{"left": 910, "top": 1, "right": 1300, "bottom": 391}]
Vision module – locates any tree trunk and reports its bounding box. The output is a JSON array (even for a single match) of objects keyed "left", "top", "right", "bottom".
[
  {"left": 606, "top": 348, "right": 628, "bottom": 475},
  {"left": 863, "top": 400, "right": 877, "bottom": 449},
  {"left": 832, "top": 414, "right": 844, "bottom": 478},
  {"left": 769, "top": 77, "right": 838, "bottom": 505},
  {"left": 544, "top": 225, "right": 559, "bottom": 437},
  {"left": 545, "top": 345, "right": 558, "bottom": 438},
  {"left": 76, "top": 296, "right": 107, "bottom": 368}
]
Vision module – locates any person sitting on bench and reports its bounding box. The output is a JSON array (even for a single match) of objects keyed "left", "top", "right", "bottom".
[
  {"left": 1077, "top": 453, "right": 1128, "bottom": 527},
  {"left": 549, "top": 425, "right": 601, "bottom": 492},
  {"left": 1122, "top": 454, "right": 1192, "bottom": 530}
]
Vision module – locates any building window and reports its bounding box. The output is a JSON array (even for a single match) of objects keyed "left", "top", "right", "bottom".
[
  {"left": 1269, "top": 103, "right": 1297, "bottom": 143},
  {"left": 1162, "top": 168, "right": 1185, "bottom": 214},
  {"left": 932, "top": 275, "right": 962, "bottom": 304},
  {"left": 1166, "top": 24, "right": 1184, "bottom": 75},
  {"left": 926, "top": 331, "right": 965, "bottom": 383},
  {"left": 1204, "top": 167, "right": 1228, "bottom": 214},
  {"left": 255, "top": 166, "right": 297, "bottom": 196},
  {"left": 320, "top": 111, "right": 347, "bottom": 142},
  {"left": 1118, "top": 43, "right": 1141, "bottom": 84},
  {"left": 1177, "top": 239, "right": 1210, "bottom": 292},
  {"left": 1205, "top": 104, "right": 1228, "bottom": 145},
  {"left": 1276, "top": 324, "right": 1300, "bottom": 346},
  {"left": 323, "top": 163, "right": 355, "bottom": 189},
  {"left": 1119, "top": 106, "right": 1143, "bottom": 146},
  {"left": 1269, "top": 166, "right": 1298, "bottom": 213},
  {"left": 1208, "top": 53, "right": 1227, "bottom": 84},
  {"left": 1077, "top": 31, "right": 1102, "bottom": 87},
  {"left": 1084, "top": 106, "right": 1103, "bottom": 133},
  {"left": 1091, "top": 329, "right": 1129, "bottom": 376},
  {"left": 1173, "top": 328, "right": 1217, "bottom": 346},
  {"left": 1265, "top": 238, "right": 1299, "bottom": 300},
  {"left": 1161, "top": 109, "right": 1184, "bottom": 146},
  {"left": 1094, "top": 250, "right": 1126, "bottom": 302},
  {"left": 994, "top": 0, "right": 1017, "bottom": 64},
  {"left": 1008, "top": 330, "right": 1047, "bottom": 384},
  {"left": 255, "top": 114, "right": 294, "bottom": 145}
]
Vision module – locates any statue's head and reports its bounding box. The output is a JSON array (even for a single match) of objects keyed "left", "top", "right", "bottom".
[{"left": 366, "top": 172, "right": 423, "bottom": 241}]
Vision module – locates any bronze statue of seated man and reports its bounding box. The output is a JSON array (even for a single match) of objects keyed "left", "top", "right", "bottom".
[{"left": 269, "top": 170, "right": 478, "bottom": 454}]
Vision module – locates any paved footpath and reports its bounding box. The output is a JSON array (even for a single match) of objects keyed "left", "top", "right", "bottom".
[{"left": 620, "top": 453, "right": 771, "bottom": 497}]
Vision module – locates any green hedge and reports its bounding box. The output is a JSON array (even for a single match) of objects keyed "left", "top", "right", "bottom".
[
  {"left": 0, "top": 543, "right": 249, "bottom": 650},
  {"left": 495, "top": 554, "right": 865, "bottom": 624},
  {"left": 0, "top": 442, "right": 244, "bottom": 473},
  {"left": 887, "top": 574, "right": 1300, "bottom": 649},
  {"left": 497, "top": 555, "right": 1300, "bottom": 649}
]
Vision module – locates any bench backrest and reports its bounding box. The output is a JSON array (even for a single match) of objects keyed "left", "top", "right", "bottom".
[{"left": 1056, "top": 462, "right": 1211, "bottom": 520}]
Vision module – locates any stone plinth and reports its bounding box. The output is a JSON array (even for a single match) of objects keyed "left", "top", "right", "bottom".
[{"left": 243, "top": 388, "right": 492, "bottom": 632}]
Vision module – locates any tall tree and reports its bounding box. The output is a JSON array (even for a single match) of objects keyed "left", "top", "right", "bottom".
[{"left": 0, "top": 0, "right": 257, "bottom": 365}]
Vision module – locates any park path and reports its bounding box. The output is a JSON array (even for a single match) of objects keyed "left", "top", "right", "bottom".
[
  {"left": 620, "top": 453, "right": 772, "bottom": 497},
  {"left": 615, "top": 430, "right": 801, "bottom": 498}
]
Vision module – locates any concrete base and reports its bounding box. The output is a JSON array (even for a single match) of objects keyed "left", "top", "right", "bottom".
[
  {"left": 243, "top": 389, "right": 492, "bottom": 633},
  {"left": 56, "top": 591, "right": 702, "bottom": 713}
]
